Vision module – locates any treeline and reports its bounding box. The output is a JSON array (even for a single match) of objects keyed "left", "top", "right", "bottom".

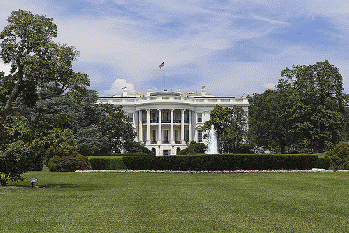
[
  {"left": 203, "top": 60, "right": 349, "bottom": 155},
  {"left": 248, "top": 60, "right": 348, "bottom": 154},
  {"left": 0, "top": 10, "right": 147, "bottom": 185},
  {"left": 1, "top": 10, "right": 349, "bottom": 185}
]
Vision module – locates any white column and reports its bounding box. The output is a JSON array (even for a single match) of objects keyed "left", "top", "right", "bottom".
[
  {"left": 194, "top": 128, "right": 198, "bottom": 142},
  {"left": 158, "top": 109, "right": 162, "bottom": 144},
  {"left": 170, "top": 109, "right": 174, "bottom": 144},
  {"left": 181, "top": 109, "right": 185, "bottom": 144},
  {"left": 138, "top": 110, "right": 142, "bottom": 142},
  {"left": 189, "top": 110, "right": 192, "bottom": 142},
  {"left": 146, "top": 109, "right": 150, "bottom": 144}
]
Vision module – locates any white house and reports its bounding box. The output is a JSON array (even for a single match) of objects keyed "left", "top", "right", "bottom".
[{"left": 98, "top": 86, "right": 249, "bottom": 156}]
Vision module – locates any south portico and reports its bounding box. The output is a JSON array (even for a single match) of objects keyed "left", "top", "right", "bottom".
[
  {"left": 98, "top": 86, "right": 249, "bottom": 156},
  {"left": 136, "top": 107, "right": 196, "bottom": 156}
]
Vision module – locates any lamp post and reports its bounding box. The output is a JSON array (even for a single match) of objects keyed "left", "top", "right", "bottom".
[{"left": 30, "top": 177, "right": 38, "bottom": 188}]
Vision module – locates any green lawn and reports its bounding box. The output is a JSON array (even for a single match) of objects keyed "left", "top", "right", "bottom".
[{"left": 1, "top": 171, "right": 349, "bottom": 232}]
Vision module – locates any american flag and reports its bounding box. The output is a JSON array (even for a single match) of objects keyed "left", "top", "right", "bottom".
[{"left": 159, "top": 61, "right": 164, "bottom": 69}]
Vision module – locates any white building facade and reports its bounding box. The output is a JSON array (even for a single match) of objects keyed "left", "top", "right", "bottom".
[{"left": 98, "top": 87, "right": 249, "bottom": 156}]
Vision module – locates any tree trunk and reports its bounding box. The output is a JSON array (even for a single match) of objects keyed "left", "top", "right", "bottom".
[
  {"left": 0, "top": 178, "right": 6, "bottom": 186},
  {"left": 1, "top": 68, "right": 23, "bottom": 124}
]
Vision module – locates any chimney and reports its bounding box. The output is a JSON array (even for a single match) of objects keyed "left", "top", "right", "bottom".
[
  {"left": 122, "top": 87, "right": 127, "bottom": 97},
  {"left": 146, "top": 89, "right": 152, "bottom": 96},
  {"left": 201, "top": 86, "right": 206, "bottom": 96}
]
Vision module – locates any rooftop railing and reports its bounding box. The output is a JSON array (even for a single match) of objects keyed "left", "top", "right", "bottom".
[{"left": 98, "top": 96, "right": 248, "bottom": 105}]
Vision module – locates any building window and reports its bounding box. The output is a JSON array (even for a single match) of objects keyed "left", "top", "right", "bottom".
[
  {"left": 142, "top": 113, "right": 146, "bottom": 123},
  {"left": 175, "top": 130, "right": 179, "bottom": 141},
  {"left": 185, "top": 113, "right": 189, "bottom": 123},
  {"left": 152, "top": 148, "right": 156, "bottom": 155},
  {"left": 197, "top": 113, "right": 202, "bottom": 123},
  {"left": 174, "top": 113, "right": 180, "bottom": 123},
  {"left": 198, "top": 130, "right": 202, "bottom": 142},
  {"left": 142, "top": 129, "right": 146, "bottom": 142},
  {"left": 184, "top": 130, "right": 189, "bottom": 142},
  {"left": 163, "top": 150, "right": 170, "bottom": 156},
  {"left": 128, "top": 113, "right": 133, "bottom": 122},
  {"left": 151, "top": 112, "right": 157, "bottom": 123},
  {"left": 152, "top": 130, "right": 156, "bottom": 143},
  {"left": 163, "top": 112, "right": 170, "bottom": 123},
  {"left": 163, "top": 130, "right": 169, "bottom": 143}
]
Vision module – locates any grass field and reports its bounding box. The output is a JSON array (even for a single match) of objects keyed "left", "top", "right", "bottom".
[{"left": 1, "top": 170, "right": 349, "bottom": 232}]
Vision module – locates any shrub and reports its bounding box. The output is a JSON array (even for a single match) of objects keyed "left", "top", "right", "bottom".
[
  {"left": 118, "top": 153, "right": 154, "bottom": 157},
  {"left": 91, "top": 153, "right": 154, "bottom": 157},
  {"left": 0, "top": 140, "right": 38, "bottom": 186},
  {"left": 178, "top": 141, "right": 207, "bottom": 155},
  {"left": 325, "top": 142, "right": 349, "bottom": 170},
  {"left": 29, "top": 155, "right": 44, "bottom": 171},
  {"left": 44, "top": 128, "right": 78, "bottom": 164},
  {"left": 89, "top": 157, "right": 127, "bottom": 170},
  {"left": 124, "top": 142, "right": 155, "bottom": 155},
  {"left": 47, "top": 153, "right": 91, "bottom": 172}
]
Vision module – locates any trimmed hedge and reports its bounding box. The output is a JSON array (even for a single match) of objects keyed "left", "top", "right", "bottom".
[
  {"left": 88, "top": 154, "right": 330, "bottom": 171},
  {"left": 91, "top": 153, "right": 154, "bottom": 157},
  {"left": 89, "top": 157, "right": 127, "bottom": 170},
  {"left": 122, "top": 154, "right": 319, "bottom": 171},
  {"left": 315, "top": 158, "right": 331, "bottom": 169}
]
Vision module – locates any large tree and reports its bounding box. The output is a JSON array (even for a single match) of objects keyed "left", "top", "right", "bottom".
[
  {"left": 202, "top": 105, "right": 248, "bottom": 153},
  {"left": 249, "top": 60, "right": 347, "bottom": 153},
  {"left": 100, "top": 104, "right": 136, "bottom": 154},
  {"left": 37, "top": 88, "right": 136, "bottom": 155},
  {"left": 248, "top": 89, "right": 297, "bottom": 153},
  {"left": 0, "top": 10, "right": 89, "bottom": 185},
  {"left": 278, "top": 60, "right": 346, "bottom": 153}
]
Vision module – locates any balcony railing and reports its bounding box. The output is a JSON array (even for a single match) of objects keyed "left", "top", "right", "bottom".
[
  {"left": 150, "top": 118, "right": 159, "bottom": 123},
  {"left": 162, "top": 141, "right": 170, "bottom": 144},
  {"left": 151, "top": 141, "right": 157, "bottom": 144},
  {"left": 141, "top": 119, "right": 190, "bottom": 124}
]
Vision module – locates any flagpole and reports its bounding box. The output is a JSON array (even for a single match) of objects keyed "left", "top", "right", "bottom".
[{"left": 159, "top": 61, "right": 165, "bottom": 90}]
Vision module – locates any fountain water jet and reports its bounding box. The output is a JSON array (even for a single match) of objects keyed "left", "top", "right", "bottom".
[{"left": 206, "top": 125, "right": 218, "bottom": 154}]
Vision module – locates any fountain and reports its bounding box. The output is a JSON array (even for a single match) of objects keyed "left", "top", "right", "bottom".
[{"left": 206, "top": 125, "right": 218, "bottom": 154}]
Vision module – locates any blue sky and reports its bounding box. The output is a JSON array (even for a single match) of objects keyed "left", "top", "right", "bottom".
[{"left": 0, "top": 0, "right": 349, "bottom": 97}]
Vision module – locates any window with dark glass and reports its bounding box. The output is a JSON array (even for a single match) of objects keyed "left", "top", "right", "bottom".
[
  {"left": 197, "top": 113, "right": 202, "bottom": 123},
  {"left": 198, "top": 130, "right": 202, "bottom": 142}
]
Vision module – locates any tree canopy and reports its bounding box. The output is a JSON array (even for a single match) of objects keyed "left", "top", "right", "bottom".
[
  {"left": 0, "top": 10, "right": 89, "bottom": 123},
  {"left": 0, "top": 10, "right": 90, "bottom": 185},
  {"left": 249, "top": 60, "right": 347, "bottom": 153},
  {"left": 202, "top": 105, "right": 248, "bottom": 153}
]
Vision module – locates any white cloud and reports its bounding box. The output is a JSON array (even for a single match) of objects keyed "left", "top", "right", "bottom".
[
  {"left": 104, "top": 78, "right": 136, "bottom": 96},
  {"left": 250, "top": 14, "right": 288, "bottom": 25},
  {"left": 263, "top": 83, "right": 276, "bottom": 89},
  {"left": 0, "top": 62, "right": 11, "bottom": 75}
]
